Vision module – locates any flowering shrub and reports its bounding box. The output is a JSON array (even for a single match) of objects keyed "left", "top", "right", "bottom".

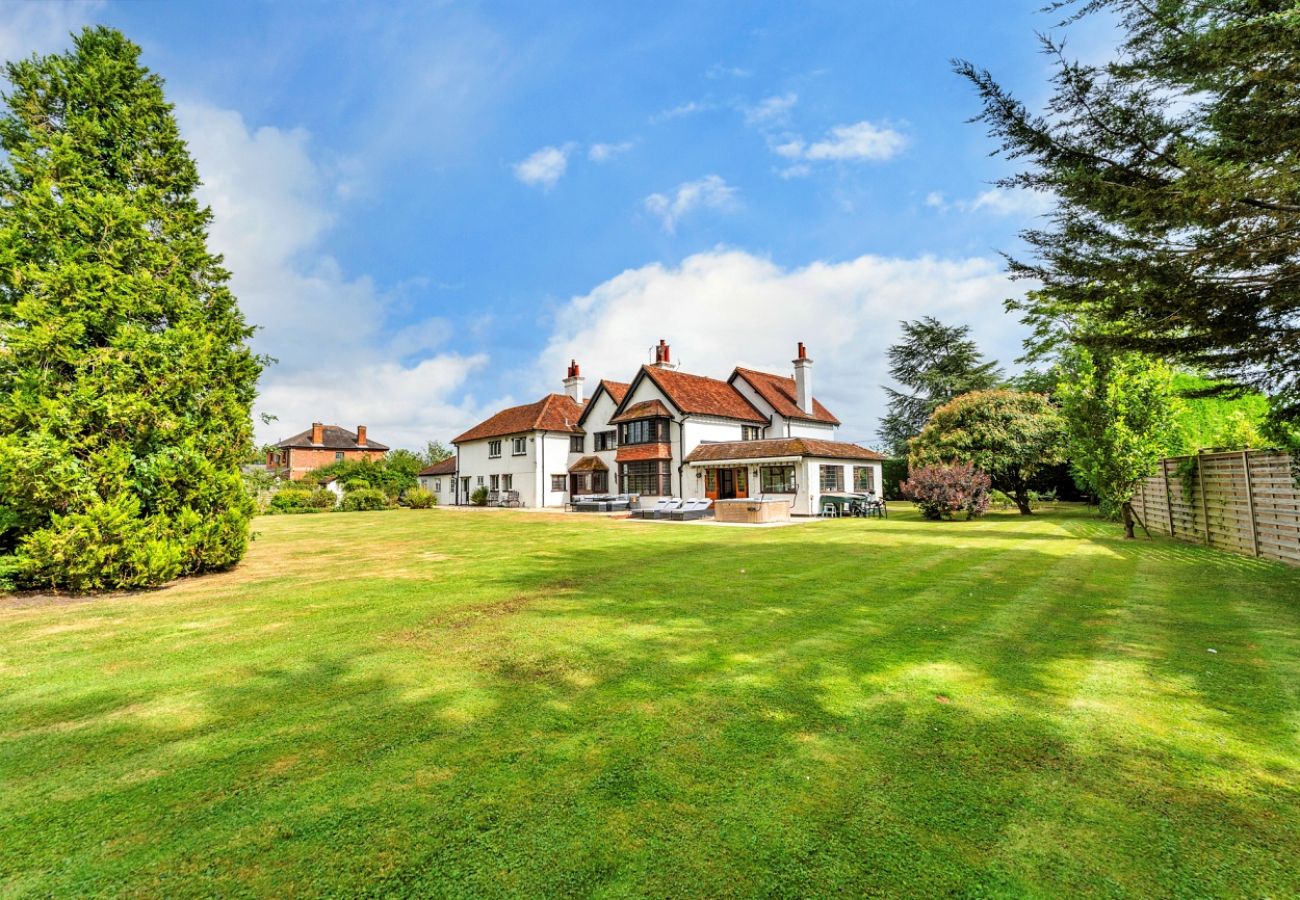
[{"left": 901, "top": 462, "right": 991, "bottom": 520}]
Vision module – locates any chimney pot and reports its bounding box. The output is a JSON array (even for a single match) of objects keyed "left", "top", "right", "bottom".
[
  {"left": 356, "top": 425, "right": 367, "bottom": 446},
  {"left": 562, "top": 359, "right": 585, "bottom": 404}
]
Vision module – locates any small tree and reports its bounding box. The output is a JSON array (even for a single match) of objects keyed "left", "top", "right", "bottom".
[
  {"left": 1056, "top": 349, "right": 1180, "bottom": 539},
  {"left": 901, "top": 462, "right": 991, "bottom": 520},
  {"left": 909, "top": 390, "right": 1066, "bottom": 515}
]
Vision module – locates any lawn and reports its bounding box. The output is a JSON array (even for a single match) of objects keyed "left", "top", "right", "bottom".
[{"left": 2, "top": 505, "right": 1298, "bottom": 897}]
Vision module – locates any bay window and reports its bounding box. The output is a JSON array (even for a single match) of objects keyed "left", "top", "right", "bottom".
[
  {"left": 618, "top": 418, "right": 669, "bottom": 445},
  {"left": 621, "top": 460, "right": 671, "bottom": 495}
]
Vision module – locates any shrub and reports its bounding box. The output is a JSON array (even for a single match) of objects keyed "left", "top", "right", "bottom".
[
  {"left": 901, "top": 462, "right": 991, "bottom": 521},
  {"left": 471, "top": 486, "right": 489, "bottom": 507},
  {"left": 339, "top": 488, "right": 390, "bottom": 512},
  {"left": 403, "top": 488, "right": 436, "bottom": 509}
]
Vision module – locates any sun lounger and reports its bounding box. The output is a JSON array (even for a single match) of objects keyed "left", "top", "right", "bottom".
[
  {"left": 632, "top": 498, "right": 670, "bottom": 519},
  {"left": 681, "top": 498, "right": 714, "bottom": 520},
  {"left": 668, "top": 499, "right": 703, "bottom": 521},
  {"left": 648, "top": 498, "right": 684, "bottom": 519}
]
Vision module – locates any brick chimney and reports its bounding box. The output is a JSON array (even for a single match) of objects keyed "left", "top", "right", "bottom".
[
  {"left": 356, "top": 425, "right": 367, "bottom": 446},
  {"left": 793, "top": 342, "right": 812, "bottom": 413},
  {"left": 562, "top": 359, "right": 585, "bottom": 404},
  {"left": 311, "top": 422, "right": 324, "bottom": 445},
  {"left": 651, "top": 338, "right": 678, "bottom": 370}
]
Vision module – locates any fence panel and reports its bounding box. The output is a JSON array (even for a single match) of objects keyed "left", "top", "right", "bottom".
[{"left": 1130, "top": 450, "right": 1299, "bottom": 566}]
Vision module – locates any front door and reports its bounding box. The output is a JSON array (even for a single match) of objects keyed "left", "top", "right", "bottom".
[{"left": 707, "top": 467, "right": 748, "bottom": 500}]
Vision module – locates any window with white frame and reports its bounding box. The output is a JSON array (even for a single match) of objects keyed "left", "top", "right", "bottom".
[
  {"left": 819, "top": 464, "right": 844, "bottom": 492},
  {"left": 433, "top": 479, "right": 441, "bottom": 492},
  {"left": 760, "top": 465, "right": 796, "bottom": 493},
  {"left": 512, "top": 436, "right": 527, "bottom": 456},
  {"left": 488, "top": 440, "right": 502, "bottom": 458},
  {"left": 476, "top": 475, "right": 484, "bottom": 485}
]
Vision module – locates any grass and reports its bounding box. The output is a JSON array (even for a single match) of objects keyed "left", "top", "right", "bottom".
[{"left": 2, "top": 505, "right": 1298, "bottom": 897}]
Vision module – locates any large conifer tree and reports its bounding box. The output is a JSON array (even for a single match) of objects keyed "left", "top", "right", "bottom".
[{"left": 0, "top": 28, "right": 261, "bottom": 590}]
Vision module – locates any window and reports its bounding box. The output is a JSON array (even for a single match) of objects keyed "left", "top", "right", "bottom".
[
  {"left": 619, "top": 418, "right": 668, "bottom": 445},
  {"left": 488, "top": 440, "right": 502, "bottom": 458},
  {"left": 551, "top": 474, "right": 567, "bottom": 492},
  {"left": 490, "top": 474, "right": 500, "bottom": 490},
  {"left": 760, "top": 465, "right": 796, "bottom": 493},
  {"left": 512, "top": 436, "right": 527, "bottom": 456},
  {"left": 569, "top": 434, "right": 584, "bottom": 453},
  {"left": 854, "top": 466, "right": 875, "bottom": 493},
  {"left": 502, "top": 474, "right": 513, "bottom": 490},
  {"left": 742, "top": 425, "right": 761, "bottom": 441},
  {"left": 433, "top": 479, "right": 441, "bottom": 492},
  {"left": 595, "top": 430, "right": 617, "bottom": 451},
  {"left": 592, "top": 470, "right": 609, "bottom": 493},
  {"left": 621, "top": 460, "right": 671, "bottom": 495},
  {"left": 819, "top": 465, "right": 844, "bottom": 492},
  {"left": 476, "top": 475, "right": 484, "bottom": 485},
  {"left": 334, "top": 451, "right": 344, "bottom": 460}
]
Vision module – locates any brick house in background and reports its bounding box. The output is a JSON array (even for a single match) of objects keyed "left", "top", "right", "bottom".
[{"left": 268, "top": 423, "right": 389, "bottom": 480}]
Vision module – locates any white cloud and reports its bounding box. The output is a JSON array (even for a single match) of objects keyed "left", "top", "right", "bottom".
[
  {"left": 588, "top": 141, "right": 633, "bottom": 163},
  {"left": 778, "top": 120, "right": 907, "bottom": 163},
  {"left": 643, "top": 175, "right": 739, "bottom": 233},
  {"left": 926, "top": 187, "right": 1053, "bottom": 217},
  {"left": 537, "top": 249, "right": 1028, "bottom": 446},
  {"left": 513, "top": 144, "right": 572, "bottom": 189},
  {"left": 0, "top": 1, "right": 101, "bottom": 70},
  {"left": 707, "top": 63, "right": 752, "bottom": 79},
  {"left": 178, "top": 102, "right": 492, "bottom": 449},
  {"left": 743, "top": 92, "right": 797, "bottom": 127},
  {"left": 650, "top": 100, "right": 709, "bottom": 124}
]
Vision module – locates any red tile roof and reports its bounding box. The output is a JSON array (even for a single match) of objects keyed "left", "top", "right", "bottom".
[
  {"left": 684, "top": 437, "right": 884, "bottom": 463},
  {"left": 637, "top": 366, "right": 767, "bottom": 423},
  {"left": 731, "top": 367, "right": 840, "bottom": 425},
  {"left": 418, "top": 457, "right": 457, "bottom": 476},
  {"left": 600, "top": 380, "right": 630, "bottom": 404},
  {"left": 615, "top": 443, "right": 673, "bottom": 462},
  {"left": 567, "top": 455, "right": 609, "bottom": 473},
  {"left": 275, "top": 425, "right": 390, "bottom": 451},
  {"left": 609, "top": 399, "right": 672, "bottom": 424},
  {"left": 453, "top": 394, "right": 585, "bottom": 444}
]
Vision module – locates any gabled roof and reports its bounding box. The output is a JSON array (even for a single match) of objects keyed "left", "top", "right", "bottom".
[
  {"left": 418, "top": 457, "right": 457, "bottom": 476},
  {"left": 684, "top": 437, "right": 884, "bottom": 463},
  {"left": 453, "top": 394, "right": 584, "bottom": 444},
  {"left": 609, "top": 399, "right": 672, "bottom": 424},
  {"left": 567, "top": 455, "right": 609, "bottom": 473},
  {"left": 576, "top": 379, "right": 630, "bottom": 427},
  {"left": 731, "top": 367, "right": 840, "bottom": 426},
  {"left": 275, "top": 425, "right": 390, "bottom": 451},
  {"left": 622, "top": 365, "right": 767, "bottom": 424}
]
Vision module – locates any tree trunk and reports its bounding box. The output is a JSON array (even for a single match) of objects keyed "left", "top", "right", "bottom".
[
  {"left": 1014, "top": 488, "right": 1033, "bottom": 515},
  {"left": 1121, "top": 501, "right": 1136, "bottom": 539}
]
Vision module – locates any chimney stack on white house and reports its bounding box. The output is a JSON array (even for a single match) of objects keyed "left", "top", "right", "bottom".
[
  {"left": 563, "top": 359, "right": 585, "bottom": 404},
  {"left": 651, "top": 339, "right": 678, "bottom": 370},
  {"left": 793, "top": 342, "right": 812, "bottom": 413},
  {"left": 356, "top": 425, "right": 367, "bottom": 446}
]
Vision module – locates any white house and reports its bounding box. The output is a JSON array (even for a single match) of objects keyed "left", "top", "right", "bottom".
[
  {"left": 450, "top": 341, "right": 884, "bottom": 515},
  {"left": 416, "top": 457, "right": 458, "bottom": 506}
]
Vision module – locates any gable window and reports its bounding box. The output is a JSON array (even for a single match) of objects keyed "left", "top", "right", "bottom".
[
  {"left": 854, "top": 466, "right": 875, "bottom": 493},
  {"left": 512, "top": 437, "right": 527, "bottom": 456},
  {"left": 619, "top": 418, "right": 668, "bottom": 445},
  {"left": 570, "top": 434, "right": 584, "bottom": 453},
  {"left": 595, "top": 430, "right": 617, "bottom": 451},
  {"left": 819, "top": 465, "right": 844, "bottom": 492},
  {"left": 488, "top": 440, "right": 502, "bottom": 458},
  {"left": 760, "top": 465, "right": 796, "bottom": 493},
  {"left": 742, "top": 425, "right": 761, "bottom": 441},
  {"left": 621, "top": 460, "right": 671, "bottom": 495},
  {"left": 551, "top": 474, "right": 566, "bottom": 492}
]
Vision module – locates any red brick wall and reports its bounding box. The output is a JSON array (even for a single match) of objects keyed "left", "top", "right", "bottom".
[{"left": 285, "top": 448, "right": 387, "bottom": 480}]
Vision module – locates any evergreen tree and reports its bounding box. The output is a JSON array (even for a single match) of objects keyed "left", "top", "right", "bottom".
[
  {"left": 877, "top": 317, "right": 1003, "bottom": 455},
  {"left": 0, "top": 28, "right": 261, "bottom": 591},
  {"left": 956, "top": 0, "right": 1300, "bottom": 435}
]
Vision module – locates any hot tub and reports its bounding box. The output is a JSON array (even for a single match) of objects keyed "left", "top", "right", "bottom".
[{"left": 713, "top": 498, "right": 792, "bottom": 524}]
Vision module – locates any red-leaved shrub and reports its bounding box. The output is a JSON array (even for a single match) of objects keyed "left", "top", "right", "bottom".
[{"left": 900, "top": 462, "right": 991, "bottom": 520}]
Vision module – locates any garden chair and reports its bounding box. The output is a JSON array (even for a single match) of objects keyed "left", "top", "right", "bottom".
[
  {"left": 820, "top": 501, "right": 839, "bottom": 518},
  {"left": 487, "top": 490, "right": 500, "bottom": 507},
  {"left": 502, "top": 490, "right": 521, "bottom": 508}
]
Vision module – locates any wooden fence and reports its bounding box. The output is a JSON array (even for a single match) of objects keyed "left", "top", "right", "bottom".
[{"left": 1130, "top": 450, "right": 1300, "bottom": 566}]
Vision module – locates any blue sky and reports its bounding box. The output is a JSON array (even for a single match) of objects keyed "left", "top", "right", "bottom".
[{"left": 1, "top": 1, "right": 1111, "bottom": 448}]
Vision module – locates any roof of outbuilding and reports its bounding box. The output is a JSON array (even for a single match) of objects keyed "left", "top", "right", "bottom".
[
  {"left": 452, "top": 393, "right": 585, "bottom": 444},
  {"left": 418, "top": 457, "right": 457, "bottom": 476},
  {"left": 634, "top": 365, "right": 768, "bottom": 423},
  {"left": 731, "top": 367, "right": 840, "bottom": 425},
  {"left": 274, "top": 425, "right": 391, "bottom": 451},
  {"left": 684, "top": 437, "right": 885, "bottom": 463},
  {"left": 609, "top": 398, "right": 673, "bottom": 424}
]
